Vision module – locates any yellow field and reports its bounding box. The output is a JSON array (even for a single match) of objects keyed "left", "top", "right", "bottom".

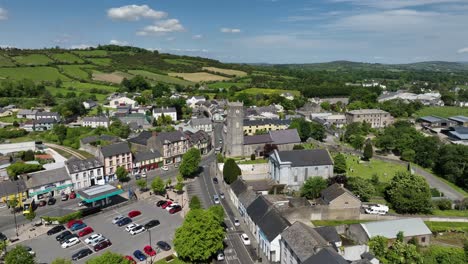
[
  {"left": 168, "top": 72, "right": 230, "bottom": 82},
  {"left": 92, "top": 72, "right": 124, "bottom": 84},
  {"left": 202, "top": 67, "right": 247, "bottom": 77}
]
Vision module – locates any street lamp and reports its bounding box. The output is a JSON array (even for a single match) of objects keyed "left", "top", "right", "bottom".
[
  {"left": 146, "top": 229, "right": 153, "bottom": 264},
  {"left": 13, "top": 182, "right": 19, "bottom": 237}
]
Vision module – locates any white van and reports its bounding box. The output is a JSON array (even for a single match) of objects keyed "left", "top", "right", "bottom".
[{"left": 365, "top": 204, "right": 389, "bottom": 215}]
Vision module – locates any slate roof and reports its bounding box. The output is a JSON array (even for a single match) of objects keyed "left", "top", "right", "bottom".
[
  {"left": 153, "top": 107, "right": 177, "bottom": 114},
  {"left": 447, "top": 127, "right": 468, "bottom": 140},
  {"left": 186, "top": 130, "right": 210, "bottom": 144},
  {"left": 157, "top": 131, "right": 187, "bottom": 143},
  {"left": 66, "top": 158, "right": 103, "bottom": 173},
  {"left": 17, "top": 109, "right": 37, "bottom": 116},
  {"left": 303, "top": 247, "right": 348, "bottom": 264},
  {"left": 83, "top": 116, "right": 108, "bottom": 122},
  {"left": 276, "top": 149, "right": 333, "bottom": 167},
  {"left": 281, "top": 221, "right": 329, "bottom": 262},
  {"left": 36, "top": 111, "right": 59, "bottom": 117},
  {"left": 347, "top": 109, "right": 389, "bottom": 115},
  {"left": 127, "top": 131, "right": 153, "bottom": 145},
  {"left": 244, "top": 134, "right": 273, "bottom": 145},
  {"left": 418, "top": 116, "right": 445, "bottom": 123},
  {"left": 360, "top": 218, "right": 431, "bottom": 239},
  {"left": 244, "top": 119, "right": 291, "bottom": 127},
  {"left": 100, "top": 142, "right": 131, "bottom": 157},
  {"left": 320, "top": 183, "right": 358, "bottom": 204},
  {"left": 35, "top": 118, "right": 56, "bottom": 124},
  {"left": 257, "top": 208, "right": 290, "bottom": 241},
  {"left": 246, "top": 195, "right": 271, "bottom": 224},
  {"left": 448, "top": 115, "right": 468, "bottom": 123},
  {"left": 133, "top": 150, "right": 162, "bottom": 162},
  {"left": 269, "top": 129, "right": 301, "bottom": 145},
  {"left": 189, "top": 117, "right": 212, "bottom": 126},
  {"left": 22, "top": 167, "right": 70, "bottom": 189},
  {"left": 0, "top": 180, "right": 27, "bottom": 197},
  {"left": 230, "top": 179, "right": 248, "bottom": 197},
  {"left": 238, "top": 189, "right": 258, "bottom": 208},
  {"left": 314, "top": 226, "right": 341, "bottom": 244}
]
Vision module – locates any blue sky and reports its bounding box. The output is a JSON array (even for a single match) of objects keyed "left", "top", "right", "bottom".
[{"left": 1, "top": 0, "right": 468, "bottom": 63}]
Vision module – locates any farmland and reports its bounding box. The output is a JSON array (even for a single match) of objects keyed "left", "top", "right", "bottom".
[
  {"left": 12, "top": 54, "right": 53, "bottom": 65},
  {"left": 128, "top": 69, "right": 194, "bottom": 86},
  {"left": 202, "top": 66, "right": 248, "bottom": 77},
  {"left": 168, "top": 72, "right": 229, "bottom": 82},
  {"left": 236, "top": 88, "right": 301, "bottom": 96},
  {"left": 0, "top": 55, "right": 15, "bottom": 67},
  {"left": 92, "top": 71, "right": 128, "bottom": 84},
  {"left": 0, "top": 66, "right": 70, "bottom": 82},
  {"left": 88, "top": 58, "right": 112, "bottom": 66},
  {"left": 50, "top": 53, "right": 84, "bottom": 63},
  {"left": 59, "top": 65, "right": 94, "bottom": 80},
  {"left": 207, "top": 81, "right": 249, "bottom": 89},
  {"left": 415, "top": 106, "right": 468, "bottom": 118},
  {"left": 72, "top": 50, "right": 108, "bottom": 57}
]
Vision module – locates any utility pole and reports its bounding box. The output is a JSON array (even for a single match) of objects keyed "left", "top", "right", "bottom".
[{"left": 13, "top": 182, "right": 19, "bottom": 237}]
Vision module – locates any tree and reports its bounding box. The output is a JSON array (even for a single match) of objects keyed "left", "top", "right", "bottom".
[
  {"left": 135, "top": 179, "right": 147, "bottom": 190},
  {"left": 189, "top": 196, "right": 202, "bottom": 210},
  {"left": 216, "top": 153, "right": 224, "bottom": 163},
  {"left": 346, "top": 177, "right": 375, "bottom": 202},
  {"left": 208, "top": 205, "right": 224, "bottom": 224},
  {"left": 55, "top": 78, "right": 63, "bottom": 88},
  {"left": 369, "top": 236, "right": 388, "bottom": 260},
  {"left": 53, "top": 124, "right": 67, "bottom": 144},
  {"left": 165, "top": 178, "right": 172, "bottom": 188},
  {"left": 310, "top": 122, "right": 325, "bottom": 141},
  {"left": 320, "top": 101, "right": 331, "bottom": 111},
  {"left": 179, "top": 148, "right": 201, "bottom": 178},
  {"left": 250, "top": 154, "right": 256, "bottom": 161},
  {"left": 86, "top": 251, "right": 130, "bottom": 264},
  {"left": 363, "top": 141, "right": 373, "bottom": 160},
  {"left": 223, "top": 158, "right": 241, "bottom": 184},
  {"left": 385, "top": 240, "right": 423, "bottom": 264},
  {"left": 5, "top": 245, "right": 35, "bottom": 264},
  {"left": 21, "top": 150, "right": 35, "bottom": 161},
  {"left": 300, "top": 177, "right": 328, "bottom": 199},
  {"left": 25, "top": 211, "right": 36, "bottom": 222},
  {"left": 396, "top": 231, "right": 404, "bottom": 242},
  {"left": 109, "top": 119, "right": 131, "bottom": 139},
  {"left": 7, "top": 162, "right": 43, "bottom": 180},
  {"left": 350, "top": 135, "right": 365, "bottom": 150},
  {"left": 401, "top": 149, "right": 416, "bottom": 162},
  {"left": 175, "top": 174, "right": 184, "bottom": 193},
  {"left": 174, "top": 209, "right": 225, "bottom": 262},
  {"left": 385, "top": 171, "right": 432, "bottom": 214},
  {"left": 333, "top": 153, "right": 347, "bottom": 174},
  {"left": 293, "top": 144, "right": 305, "bottom": 150},
  {"left": 51, "top": 258, "right": 72, "bottom": 264},
  {"left": 151, "top": 176, "right": 165, "bottom": 194},
  {"left": 115, "top": 166, "right": 130, "bottom": 183}
]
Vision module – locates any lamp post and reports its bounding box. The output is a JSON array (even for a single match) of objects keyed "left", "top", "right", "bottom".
[{"left": 13, "top": 182, "right": 19, "bottom": 237}]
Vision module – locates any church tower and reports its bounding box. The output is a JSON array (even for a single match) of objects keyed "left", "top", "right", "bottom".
[{"left": 224, "top": 101, "right": 244, "bottom": 157}]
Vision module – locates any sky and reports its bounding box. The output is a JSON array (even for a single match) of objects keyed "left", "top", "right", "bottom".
[{"left": 1, "top": 0, "right": 468, "bottom": 64}]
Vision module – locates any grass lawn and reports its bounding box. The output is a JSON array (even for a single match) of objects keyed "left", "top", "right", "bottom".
[
  {"left": 72, "top": 50, "right": 108, "bottom": 57},
  {"left": 50, "top": 53, "right": 84, "bottom": 63},
  {"left": 59, "top": 65, "right": 94, "bottom": 80},
  {"left": 238, "top": 159, "right": 268, "bottom": 165},
  {"left": 415, "top": 106, "right": 468, "bottom": 118},
  {"left": 88, "top": 58, "right": 112, "bottom": 66},
  {"left": 236, "top": 88, "right": 301, "bottom": 97},
  {"left": 432, "top": 210, "right": 468, "bottom": 218},
  {"left": 424, "top": 221, "right": 468, "bottom": 232},
  {"left": 129, "top": 70, "right": 194, "bottom": 86},
  {"left": 312, "top": 220, "right": 371, "bottom": 226},
  {"left": 344, "top": 154, "right": 407, "bottom": 182},
  {"left": 432, "top": 232, "right": 467, "bottom": 247},
  {"left": 0, "top": 113, "right": 26, "bottom": 123},
  {"left": 12, "top": 54, "right": 53, "bottom": 65},
  {"left": 0, "top": 55, "right": 15, "bottom": 67},
  {"left": 0, "top": 66, "right": 71, "bottom": 82},
  {"left": 62, "top": 81, "right": 118, "bottom": 92}
]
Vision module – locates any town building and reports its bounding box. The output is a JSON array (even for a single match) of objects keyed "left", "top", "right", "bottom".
[
  {"left": 143, "top": 131, "right": 190, "bottom": 164},
  {"left": 0, "top": 180, "right": 28, "bottom": 207},
  {"left": 65, "top": 158, "right": 105, "bottom": 189},
  {"left": 448, "top": 115, "right": 468, "bottom": 127},
  {"left": 345, "top": 109, "right": 394, "bottom": 128},
  {"left": 118, "top": 113, "right": 151, "bottom": 131},
  {"left": 280, "top": 92, "right": 295, "bottom": 100},
  {"left": 256, "top": 207, "right": 291, "bottom": 262},
  {"left": 313, "top": 114, "right": 347, "bottom": 128},
  {"left": 187, "top": 117, "right": 213, "bottom": 132},
  {"left": 21, "top": 167, "right": 73, "bottom": 200},
  {"left": 269, "top": 149, "right": 334, "bottom": 191},
  {"left": 82, "top": 116, "right": 110, "bottom": 128},
  {"left": 378, "top": 91, "right": 443, "bottom": 106},
  {"left": 224, "top": 102, "right": 245, "bottom": 157},
  {"left": 443, "top": 126, "right": 468, "bottom": 142},
  {"left": 152, "top": 107, "right": 177, "bottom": 121},
  {"left": 186, "top": 96, "right": 206, "bottom": 107},
  {"left": 243, "top": 129, "right": 301, "bottom": 157},
  {"left": 184, "top": 130, "right": 212, "bottom": 155},
  {"left": 133, "top": 150, "right": 163, "bottom": 173},
  {"left": 17, "top": 109, "right": 37, "bottom": 119},
  {"left": 0, "top": 108, "right": 14, "bottom": 118},
  {"left": 22, "top": 118, "right": 57, "bottom": 131},
  {"left": 243, "top": 119, "right": 291, "bottom": 136},
  {"left": 97, "top": 142, "right": 133, "bottom": 179},
  {"left": 35, "top": 111, "right": 60, "bottom": 121},
  {"left": 417, "top": 116, "right": 458, "bottom": 129},
  {"left": 315, "top": 183, "right": 362, "bottom": 219},
  {"left": 82, "top": 100, "right": 97, "bottom": 109},
  {"left": 108, "top": 96, "right": 137, "bottom": 109}
]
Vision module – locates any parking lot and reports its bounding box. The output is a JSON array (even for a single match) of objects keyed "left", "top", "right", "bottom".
[{"left": 18, "top": 197, "right": 183, "bottom": 263}]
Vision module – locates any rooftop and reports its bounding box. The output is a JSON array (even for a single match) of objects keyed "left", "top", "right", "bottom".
[
  {"left": 274, "top": 149, "right": 333, "bottom": 167},
  {"left": 22, "top": 167, "right": 70, "bottom": 189},
  {"left": 100, "top": 142, "right": 131, "bottom": 157},
  {"left": 243, "top": 134, "right": 273, "bottom": 145},
  {"left": 360, "top": 218, "right": 431, "bottom": 239},
  {"left": 269, "top": 129, "right": 301, "bottom": 145},
  {"left": 303, "top": 247, "right": 348, "bottom": 264},
  {"left": 257, "top": 208, "right": 290, "bottom": 241},
  {"left": 244, "top": 119, "right": 291, "bottom": 127},
  {"left": 281, "top": 221, "right": 329, "bottom": 262},
  {"left": 347, "top": 109, "right": 390, "bottom": 115},
  {"left": 448, "top": 115, "right": 468, "bottom": 123},
  {"left": 77, "top": 184, "right": 124, "bottom": 203},
  {"left": 83, "top": 116, "right": 109, "bottom": 122},
  {"left": 0, "top": 180, "right": 27, "bottom": 197},
  {"left": 66, "top": 157, "right": 103, "bottom": 173},
  {"left": 320, "top": 183, "right": 358, "bottom": 204},
  {"left": 246, "top": 195, "right": 271, "bottom": 224},
  {"left": 133, "top": 150, "right": 162, "bottom": 162},
  {"left": 153, "top": 107, "right": 177, "bottom": 113}
]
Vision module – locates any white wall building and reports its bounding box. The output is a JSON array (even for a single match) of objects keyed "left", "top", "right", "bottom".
[
  {"left": 65, "top": 158, "right": 105, "bottom": 189},
  {"left": 82, "top": 116, "right": 110, "bottom": 128},
  {"left": 153, "top": 107, "right": 177, "bottom": 121},
  {"left": 109, "top": 96, "right": 137, "bottom": 109}
]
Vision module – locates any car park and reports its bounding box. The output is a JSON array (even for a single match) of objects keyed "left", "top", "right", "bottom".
[
  {"left": 128, "top": 210, "right": 141, "bottom": 218},
  {"left": 156, "top": 241, "right": 171, "bottom": 251},
  {"left": 162, "top": 166, "right": 169, "bottom": 171},
  {"left": 213, "top": 177, "right": 218, "bottom": 184},
  {"left": 84, "top": 233, "right": 104, "bottom": 245},
  {"left": 129, "top": 225, "right": 145, "bottom": 235},
  {"left": 61, "top": 194, "right": 69, "bottom": 201},
  {"left": 156, "top": 200, "right": 166, "bottom": 207},
  {"left": 144, "top": 245, "right": 157, "bottom": 256},
  {"left": 234, "top": 219, "right": 240, "bottom": 226},
  {"left": 93, "top": 239, "right": 112, "bottom": 252},
  {"left": 78, "top": 226, "right": 94, "bottom": 237},
  {"left": 112, "top": 215, "right": 125, "bottom": 224},
  {"left": 144, "top": 220, "right": 160, "bottom": 229},
  {"left": 61, "top": 237, "right": 80, "bottom": 248},
  {"left": 47, "top": 197, "right": 56, "bottom": 205},
  {"left": 214, "top": 195, "right": 220, "bottom": 204},
  {"left": 117, "top": 217, "right": 132, "bottom": 227},
  {"left": 133, "top": 250, "right": 147, "bottom": 261},
  {"left": 72, "top": 248, "right": 92, "bottom": 261},
  {"left": 47, "top": 225, "right": 65, "bottom": 236},
  {"left": 67, "top": 219, "right": 83, "bottom": 228},
  {"left": 241, "top": 233, "right": 251, "bottom": 245},
  {"left": 125, "top": 223, "right": 139, "bottom": 232},
  {"left": 169, "top": 205, "right": 182, "bottom": 214},
  {"left": 124, "top": 255, "right": 137, "bottom": 264},
  {"left": 55, "top": 231, "right": 72, "bottom": 242},
  {"left": 70, "top": 222, "right": 87, "bottom": 231},
  {"left": 161, "top": 201, "right": 172, "bottom": 209}
]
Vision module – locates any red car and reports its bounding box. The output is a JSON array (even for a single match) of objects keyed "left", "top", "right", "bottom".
[
  {"left": 128, "top": 210, "right": 141, "bottom": 218},
  {"left": 169, "top": 205, "right": 182, "bottom": 214},
  {"left": 67, "top": 219, "right": 83, "bottom": 229},
  {"left": 93, "top": 239, "right": 112, "bottom": 252},
  {"left": 161, "top": 201, "right": 173, "bottom": 209},
  {"left": 69, "top": 191, "right": 76, "bottom": 199},
  {"left": 78, "top": 226, "right": 94, "bottom": 237},
  {"left": 124, "top": 256, "right": 137, "bottom": 264},
  {"left": 143, "top": 245, "right": 156, "bottom": 256}
]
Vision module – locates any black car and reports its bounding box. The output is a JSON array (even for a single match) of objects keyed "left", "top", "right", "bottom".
[
  {"left": 0, "top": 232, "right": 7, "bottom": 241},
  {"left": 72, "top": 248, "right": 93, "bottom": 261},
  {"left": 213, "top": 177, "right": 219, "bottom": 184},
  {"left": 157, "top": 241, "right": 171, "bottom": 251},
  {"left": 156, "top": 200, "right": 166, "bottom": 207},
  {"left": 47, "top": 197, "right": 56, "bottom": 205},
  {"left": 144, "top": 219, "right": 160, "bottom": 229},
  {"left": 47, "top": 225, "right": 65, "bottom": 236},
  {"left": 117, "top": 217, "right": 132, "bottom": 227},
  {"left": 61, "top": 233, "right": 78, "bottom": 243},
  {"left": 55, "top": 230, "right": 72, "bottom": 242}
]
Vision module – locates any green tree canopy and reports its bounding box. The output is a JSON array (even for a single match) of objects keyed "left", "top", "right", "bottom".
[
  {"left": 223, "top": 158, "right": 241, "bottom": 184},
  {"left": 5, "top": 245, "right": 35, "bottom": 264},
  {"left": 7, "top": 162, "right": 43, "bottom": 180},
  {"left": 300, "top": 176, "right": 328, "bottom": 199},
  {"left": 151, "top": 176, "right": 165, "bottom": 194},
  {"left": 86, "top": 251, "right": 131, "bottom": 264},
  {"left": 363, "top": 141, "right": 373, "bottom": 160},
  {"left": 208, "top": 205, "right": 225, "bottom": 224},
  {"left": 333, "top": 153, "right": 347, "bottom": 174},
  {"left": 135, "top": 179, "right": 147, "bottom": 190},
  {"left": 179, "top": 148, "right": 201, "bottom": 178},
  {"left": 346, "top": 177, "right": 375, "bottom": 202},
  {"left": 115, "top": 166, "right": 130, "bottom": 183},
  {"left": 189, "top": 195, "right": 202, "bottom": 210}
]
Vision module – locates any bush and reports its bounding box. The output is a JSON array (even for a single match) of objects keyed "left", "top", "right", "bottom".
[
  {"left": 43, "top": 211, "right": 82, "bottom": 224},
  {"left": 250, "top": 154, "right": 256, "bottom": 161},
  {"left": 7, "top": 162, "right": 43, "bottom": 180},
  {"left": 433, "top": 199, "right": 452, "bottom": 210}
]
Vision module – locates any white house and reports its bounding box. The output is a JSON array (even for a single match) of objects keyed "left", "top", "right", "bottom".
[
  {"left": 109, "top": 96, "right": 137, "bottom": 109},
  {"left": 82, "top": 100, "right": 97, "bottom": 110},
  {"left": 186, "top": 96, "right": 206, "bottom": 107},
  {"left": 256, "top": 208, "right": 290, "bottom": 262},
  {"left": 82, "top": 116, "right": 110, "bottom": 128},
  {"left": 35, "top": 111, "right": 60, "bottom": 121},
  {"left": 153, "top": 107, "right": 177, "bottom": 121},
  {"left": 65, "top": 158, "right": 105, "bottom": 189},
  {"left": 17, "top": 109, "right": 37, "bottom": 119},
  {"left": 268, "top": 149, "right": 334, "bottom": 191}
]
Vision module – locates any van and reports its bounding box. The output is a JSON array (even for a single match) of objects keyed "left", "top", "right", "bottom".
[{"left": 365, "top": 204, "right": 389, "bottom": 215}]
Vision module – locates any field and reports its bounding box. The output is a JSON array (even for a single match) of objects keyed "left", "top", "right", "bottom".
[
  {"left": 72, "top": 50, "right": 108, "bottom": 57},
  {"left": 92, "top": 71, "right": 129, "bottom": 84},
  {"left": 415, "top": 106, "right": 468, "bottom": 118},
  {"left": 164, "top": 58, "right": 193, "bottom": 66},
  {"left": 168, "top": 72, "right": 229, "bottom": 82},
  {"left": 202, "top": 66, "right": 248, "bottom": 77},
  {"left": 425, "top": 221, "right": 468, "bottom": 232},
  {"left": 344, "top": 154, "right": 407, "bottom": 182},
  {"left": 59, "top": 65, "right": 94, "bottom": 80},
  {"left": 432, "top": 210, "right": 468, "bottom": 217},
  {"left": 236, "top": 88, "right": 301, "bottom": 96},
  {"left": 0, "top": 55, "right": 15, "bottom": 67},
  {"left": 87, "top": 58, "right": 112, "bottom": 66},
  {"left": 62, "top": 81, "right": 118, "bottom": 92},
  {"left": 128, "top": 69, "right": 193, "bottom": 86},
  {"left": 12, "top": 54, "right": 53, "bottom": 65},
  {"left": 207, "top": 81, "right": 248, "bottom": 89},
  {"left": 0, "top": 67, "right": 70, "bottom": 82},
  {"left": 50, "top": 53, "right": 84, "bottom": 63}
]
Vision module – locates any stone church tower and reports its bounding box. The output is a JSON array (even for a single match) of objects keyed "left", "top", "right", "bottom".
[{"left": 224, "top": 101, "right": 244, "bottom": 157}]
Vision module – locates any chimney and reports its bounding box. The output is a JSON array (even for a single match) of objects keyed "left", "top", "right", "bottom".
[{"left": 152, "top": 131, "right": 157, "bottom": 138}]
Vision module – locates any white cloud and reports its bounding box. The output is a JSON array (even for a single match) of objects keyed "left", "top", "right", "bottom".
[
  {"left": 331, "top": 0, "right": 465, "bottom": 10},
  {"left": 192, "top": 34, "right": 203, "bottom": 39},
  {"left": 109, "top": 39, "right": 129, "bottom": 46},
  {"left": 221, "top": 28, "right": 242, "bottom": 33},
  {"left": 107, "top": 5, "right": 166, "bottom": 21},
  {"left": 70, "top": 44, "right": 93, "bottom": 50},
  {"left": 0, "top": 7, "right": 8, "bottom": 20},
  {"left": 458, "top": 47, "right": 468, "bottom": 53},
  {"left": 137, "top": 19, "right": 185, "bottom": 36}
]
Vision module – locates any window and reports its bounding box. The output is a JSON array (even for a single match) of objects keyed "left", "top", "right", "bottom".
[{"left": 421, "top": 237, "right": 426, "bottom": 243}]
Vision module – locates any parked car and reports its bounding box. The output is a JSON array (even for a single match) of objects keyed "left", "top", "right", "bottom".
[
  {"left": 125, "top": 223, "right": 139, "bottom": 232},
  {"left": 23, "top": 246, "right": 35, "bottom": 256},
  {"left": 117, "top": 217, "right": 132, "bottom": 227},
  {"left": 133, "top": 250, "right": 147, "bottom": 261},
  {"left": 112, "top": 215, "right": 125, "bottom": 224},
  {"left": 161, "top": 201, "right": 173, "bottom": 209},
  {"left": 144, "top": 220, "right": 160, "bottom": 230},
  {"left": 55, "top": 230, "right": 72, "bottom": 242},
  {"left": 161, "top": 166, "right": 169, "bottom": 171},
  {"left": 61, "top": 194, "right": 69, "bottom": 201},
  {"left": 174, "top": 163, "right": 179, "bottom": 168},
  {"left": 124, "top": 256, "right": 137, "bottom": 264},
  {"left": 213, "top": 177, "right": 219, "bottom": 184},
  {"left": 241, "top": 233, "right": 251, "bottom": 245},
  {"left": 84, "top": 233, "right": 104, "bottom": 245},
  {"left": 213, "top": 195, "right": 220, "bottom": 204},
  {"left": 0, "top": 232, "right": 6, "bottom": 241},
  {"left": 144, "top": 245, "right": 157, "bottom": 256},
  {"left": 78, "top": 226, "right": 94, "bottom": 237},
  {"left": 38, "top": 200, "right": 47, "bottom": 207},
  {"left": 156, "top": 241, "right": 171, "bottom": 251},
  {"left": 70, "top": 222, "right": 87, "bottom": 231},
  {"left": 165, "top": 203, "right": 179, "bottom": 211},
  {"left": 134, "top": 174, "right": 141, "bottom": 180},
  {"left": 61, "top": 237, "right": 80, "bottom": 248},
  {"left": 156, "top": 200, "right": 166, "bottom": 207},
  {"left": 47, "top": 197, "right": 56, "bottom": 205},
  {"left": 129, "top": 225, "right": 145, "bottom": 235},
  {"left": 234, "top": 219, "right": 240, "bottom": 227},
  {"left": 220, "top": 192, "right": 225, "bottom": 199},
  {"left": 128, "top": 210, "right": 141, "bottom": 218},
  {"left": 72, "top": 248, "right": 93, "bottom": 261},
  {"left": 61, "top": 234, "right": 78, "bottom": 243},
  {"left": 67, "top": 219, "right": 83, "bottom": 228},
  {"left": 47, "top": 225, "right": 65, "bottom": 236},
  {"left": 169, "top": 205, "right": 182, "bottom": 214},
  {"left": 142, "top": 172, "right": 147, "bottom": 178},
  {"left": 93, "top": 239, "right": 112, "bottom": 252},
  {"left": 217, "top": 250, "right": 225, "bottom": 261},
  {"left": 69, "top": 191, "right": 76, "bottom": 199}
]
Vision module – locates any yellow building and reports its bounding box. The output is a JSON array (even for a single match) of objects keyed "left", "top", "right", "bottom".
[{"left": 243, "top": 119, "right": 292, "bottom": 136}]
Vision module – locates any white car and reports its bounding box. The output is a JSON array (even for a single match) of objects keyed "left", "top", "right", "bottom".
[
  {"left": 85, "top": 234, "right": 104, "bottom": 245},
  {"left": 141, "top": 172, "right": 147, "bottom": 178},
  {"left": 220, "top": 193, "right": 225, "bottom": 199},
  {"left": 234, "top": 219, "right": 240, "bottom": 227},
  {"left": 61, "top": 237, "right": 80, "bottom": 248},
  {"left": 165, "top": 203, "right": 179, "bottom": 211},
  {"left": 129, "top": 225, "right": 146, "bottom": 235},
  {"left": 162, "top": 166, "right": 169, "bottom": 171},
  {"left": 214, "top": 195, "right": 220, "bottom": 204},
  {"left": 112, "top": 215, "right": 125, "bottom": 224},
  {"left": 241, "top": 233, "right": 251, "bottom": 246},
  {"left": 125, "top": 223, "right": 139, "bottom": 232}
]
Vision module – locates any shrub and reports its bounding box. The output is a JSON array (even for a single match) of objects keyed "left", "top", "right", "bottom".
[
  {"left": 250, "top": 154, "right": 256, "bottom": 161},
  {"left": 433, "top": 199, "right": 452, "bottom": 210}
]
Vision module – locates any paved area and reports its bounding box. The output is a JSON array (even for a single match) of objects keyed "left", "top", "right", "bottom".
[{"left": 14, "top": 198, "right": 183, "bottom": 263}]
